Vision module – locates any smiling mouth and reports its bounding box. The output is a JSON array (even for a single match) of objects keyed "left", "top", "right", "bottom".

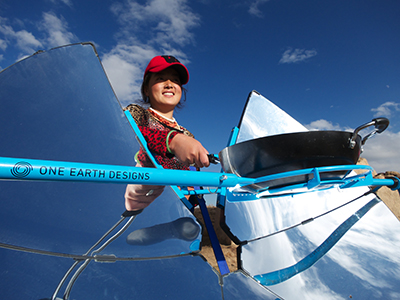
[{"left": 163, "top": 92, "right": 174, "bottom": 96}]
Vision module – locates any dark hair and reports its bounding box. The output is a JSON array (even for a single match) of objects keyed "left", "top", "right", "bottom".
[{"left": 140, "top": 73, "right": 187, "bottom": 109}]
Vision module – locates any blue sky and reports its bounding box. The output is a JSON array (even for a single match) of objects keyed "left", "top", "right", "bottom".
[{"left": 1, "top": 0, "right": 399, "bottom": 173}]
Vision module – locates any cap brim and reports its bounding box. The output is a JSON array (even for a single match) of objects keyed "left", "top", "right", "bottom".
[
  {"left": 170, "top": 64, "right": 189, "bottom": 85},
  {"left": 149, "top": 64, "right": 189, "bottom": 85}
]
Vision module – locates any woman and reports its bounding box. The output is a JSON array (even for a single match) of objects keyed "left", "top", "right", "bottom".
[{"left": 124, "top": 55, "right": 210, "bottom": 212}]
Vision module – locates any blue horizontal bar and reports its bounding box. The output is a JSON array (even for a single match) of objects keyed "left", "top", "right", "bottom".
[
  {"left": 1, "top": 157, "right": 398, "bottom": 194},
  {"left": 0, "top": 156, "right": 254, "bottom": 188},
  {"left": 253, "top": 165, "right": 374, "bottom": 186}
]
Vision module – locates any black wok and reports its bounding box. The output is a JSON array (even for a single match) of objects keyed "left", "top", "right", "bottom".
[{"left": 219, "top": 118, "right": 389, "bottom": 190}]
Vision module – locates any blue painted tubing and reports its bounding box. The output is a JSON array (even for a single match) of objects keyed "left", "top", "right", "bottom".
[
  {"left": 0, "top": 156, "right": 253, "bottom": 188},
  {"left": 217, "top": 126, "right": 240, "bottom": 208},
  {"left": 1, "top": 156, "right": 398, "bottom": 194},
  {"left": 254, "top": 198, "right": 380, "bottom": 286}
]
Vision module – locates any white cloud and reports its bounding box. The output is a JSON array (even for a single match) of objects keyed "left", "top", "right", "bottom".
[
  {"left": 361, "top": 131, "right": 400, "bottom": 173},
  {"left": 279, "top": 48, "right": 317, "bottom": 64},
  {"left": 304, "top": 119, "right": 343, "bottom": 131},
  {"left": 15, "top": 30, "right": 43, "bottom": 51},
  {"left": 0, "top": 19, "right": 43, "bottom": 54},
  {"left": 0, "top": 38, "right": 7, "bottom": 51},
  {"left": 1, "top": 1, "right": 199, "bottom": 105},
  {"left": 49, "top": 0, "right": 73, "bottom": 8},
  {"left": 39, "top": 12, "right": 77, "bottom": 47},
  {"left": 0, "top": 12, "right": 77, "bottom": 64},
  {"left": 103, "top": 0, "right": 199, "bottom": 103},
  {"left": 110, "top": 0, "right": 200, "bottom": 47},
  {"left": 248, "top": 0, "right": 270, "bottom": 18},
  {"left": 102, "top": 43, "right": 157, "bottom": 103},
  {"left": 304, "top": 119, "right": 400, "bottom": 173},
  {"left": 371, "top": 102, "right": 400, "bottom": 118}
]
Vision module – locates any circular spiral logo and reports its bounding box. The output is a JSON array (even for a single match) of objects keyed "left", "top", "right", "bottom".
[{"left": 11, "top": 162, "right": 33, "bottom": 178}]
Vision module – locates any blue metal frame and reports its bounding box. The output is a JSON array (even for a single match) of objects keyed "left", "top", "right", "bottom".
[
  {"left": 124, "top": 111, "right": 161, "bottom": 167},
  {"left": 1, "top": 156, "right": 398, "bottom": 196},
  {"left": 216, "top": 126, "right": 240, "bottom": 208},
  {"left": 0, "top": 156, "right": 251, "bottom": 187}
]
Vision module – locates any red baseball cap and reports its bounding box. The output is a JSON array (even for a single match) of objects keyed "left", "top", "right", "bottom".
[{"left": 144, "top": 55, "right": 189, "bottom": 85}]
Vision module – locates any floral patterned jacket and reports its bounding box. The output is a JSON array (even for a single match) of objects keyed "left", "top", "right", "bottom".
[{"left": 124, "top": 104, "right": 193, "bottom": 170}]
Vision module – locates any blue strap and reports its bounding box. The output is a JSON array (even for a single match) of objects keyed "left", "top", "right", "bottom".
[{"left": 196, "top": 193, "right": 230, "bottom": 275}]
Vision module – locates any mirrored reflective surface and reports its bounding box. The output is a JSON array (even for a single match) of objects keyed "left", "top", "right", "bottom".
[
  {"left": 224, "top": 186, "right": 375, "bottom": 242},
  {"left": 2, "top": 46, "right": 399, "bottom": 299},
  {"left": 0, "top": 43, "right": 214, "bottom": 299},
  {"left": 223, "top": 90, "right": 400, "bottom": 298},
  {"left": 68, "top": 256, "right": 222, "bottom": 300},
  {"left": 236, "top": 90, "right": 307, "bottom": 143},
  {"left": 0, "top": 247, "right": 73, "bottom": 299},
  {"left": 240, "top": 198, "right": 400, "bottom": 299},
  {"left": 222, "top": 271, "right": 279, "bottom": 299},
  {"left": 0, "top": 43, "right": 200, "bottom": 257}
]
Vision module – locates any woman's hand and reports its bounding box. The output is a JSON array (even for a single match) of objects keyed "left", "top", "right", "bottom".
[
  {"left": 168, "top": 133, "right": 210, "bottom": 168},
  {"left": 125, "top": 184, "right": 165, "bottom": 211}
]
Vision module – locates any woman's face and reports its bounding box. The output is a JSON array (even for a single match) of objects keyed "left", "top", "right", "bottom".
[{"left": 145, "top": 67, "right": 182, "bottom": 114}]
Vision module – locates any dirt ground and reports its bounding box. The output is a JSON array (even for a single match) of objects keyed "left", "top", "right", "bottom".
[
  {"left": 193, "top": 207, "right": 239, "bottom": 272},
  {"left": 196, "top": 158, "right": 400, "bottom": 273}
]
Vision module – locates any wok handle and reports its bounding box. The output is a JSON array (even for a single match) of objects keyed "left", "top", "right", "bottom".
[
  {"left": 349, "top": 117, "right": 390, "bottom": 149},
  {"left": 207, "top": 154, "right": 220, "bottom": 164},
  {"left": 372, "top": 117, "right": 390, "bottom": 133}
]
